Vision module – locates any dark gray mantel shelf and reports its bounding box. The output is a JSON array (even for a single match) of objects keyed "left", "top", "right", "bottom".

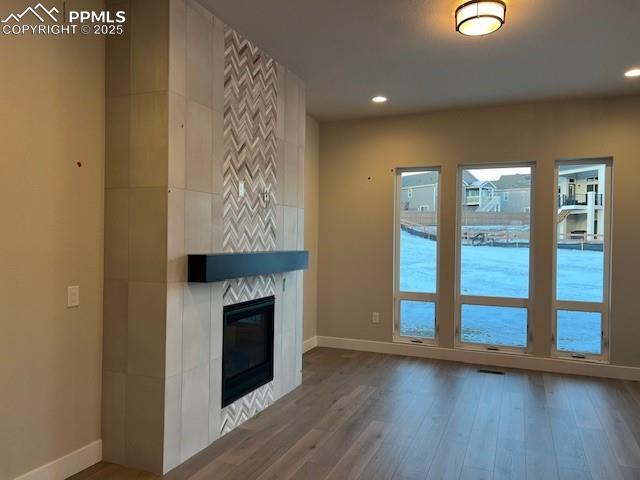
[{"left": 188, "top": 251, "right": 309, "bottom": 283}]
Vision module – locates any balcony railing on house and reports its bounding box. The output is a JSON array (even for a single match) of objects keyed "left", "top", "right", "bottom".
[
  {"left": 464, "top": 194, "right": 481, "bottom": 205},
  {"left": 558, "top": 193, "right": 603, "bottom": 208}
]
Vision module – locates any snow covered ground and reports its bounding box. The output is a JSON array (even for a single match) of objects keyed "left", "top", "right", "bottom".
[{"left": 399, "top": 230, "right": 603, "bottom": 353}]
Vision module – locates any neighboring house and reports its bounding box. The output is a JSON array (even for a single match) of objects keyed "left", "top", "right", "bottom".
[
  {"left": 400, "top": 171, "right": 439, "bottom": 211},
  {"left": 492, "top": 174, "right": 532, "bottom": 213},
  {"left": 400, "top": 171, "right": 502, "bottom": 213},
  {"left": 462, "top": 176, "right": 499, "bottom": 213},
  {"left": 557, "top": 165, "right": 605, "bottom": 240}
]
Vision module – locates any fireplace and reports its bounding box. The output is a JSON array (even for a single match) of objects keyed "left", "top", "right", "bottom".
[{"left": 222, "top": 296, "right": 275, "bottom": 407}]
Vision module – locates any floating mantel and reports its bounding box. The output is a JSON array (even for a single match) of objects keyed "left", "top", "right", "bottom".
[{"left": 188, "top": 251, "right": 309, "bottom": 283}]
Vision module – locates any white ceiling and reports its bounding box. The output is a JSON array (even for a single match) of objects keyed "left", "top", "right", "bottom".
[{"left": 201, "top": 0, "right": 640, "bottom": 120}]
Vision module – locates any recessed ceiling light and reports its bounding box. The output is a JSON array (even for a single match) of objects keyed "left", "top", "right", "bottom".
[
  {"left": 456, "top": 1, "right": 506, "bottom": 37},
  {"left": 624, "top": 68, "right": 640, "bottom": 78},
  {"left": 371, "top": 96, "right": 388, "bottom": 103}
]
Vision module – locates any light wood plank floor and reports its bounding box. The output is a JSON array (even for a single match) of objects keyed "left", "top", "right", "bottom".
[{"left": 71, "top": 348, "right": 640, "bottom": 480}]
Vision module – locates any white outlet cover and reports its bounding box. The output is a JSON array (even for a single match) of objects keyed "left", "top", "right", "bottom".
[
  {"left": 239, "top": 181, "right": 245, "bottom": 197},
  {"left": 372, "top": 312, "right": 380, "bottom": 324}
]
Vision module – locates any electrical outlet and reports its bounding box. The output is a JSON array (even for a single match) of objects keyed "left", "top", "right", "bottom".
[
  {"left": 239, "top": 180, "right": 245, "bottom": 197},
  {"left": 67, "top": 286, "right": 80, "bottom": 308},
  {"left": 372, "top": 312, "right": 380, "bottom": 324}
]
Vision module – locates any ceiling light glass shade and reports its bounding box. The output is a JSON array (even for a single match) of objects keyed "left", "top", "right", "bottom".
[
  {"left": 625, "top": 68, "right": 640, "bottom": 78},
  {"left": 456, "top": 1, "right": 506, "bottom": 36},
  {"left": 371, "top": 96, "right": 388, "bottom": 103}
]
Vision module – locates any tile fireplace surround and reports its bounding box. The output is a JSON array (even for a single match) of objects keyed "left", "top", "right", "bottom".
[{"left": 102, "top": 0, "right": 306, "bottom": 474}]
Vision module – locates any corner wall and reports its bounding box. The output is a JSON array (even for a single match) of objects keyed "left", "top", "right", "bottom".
[
  {"left": 0, "top": 1, "right": 105, "bottom": 478},
  {"left": 304, "top": 116, "right": 319, "bottom": 341},
  {"left": 317, "top": 95, "right": 640, "bottom": 368}
]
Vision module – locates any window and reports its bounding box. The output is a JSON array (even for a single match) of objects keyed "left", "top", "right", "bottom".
[
  {"left": 553, "top": 160, "right": 611, "bottom": 360},
  {"left": 394, "top": 168, "right": 440, "bottom": 343},
  {"left": 456, "top": 165, "right": 533, "bottom": 351},
  {"left": 502, "top": 191, "right": 510, "bottom": 201}
]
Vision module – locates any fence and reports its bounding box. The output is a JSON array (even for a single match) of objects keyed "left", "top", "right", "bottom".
[{"left": 400, "top": 210, "right": 530, "bottom": 226}]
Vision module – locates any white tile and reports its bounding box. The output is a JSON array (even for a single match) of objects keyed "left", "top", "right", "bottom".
[
  {"left": 275, "top": 205, "right": 284, "bottom": 250},
  {"left": 105, "top": 188, "right": 129, "bottom": 281},
  {"left": 164, "top": 373, "right": 182, "bottom": 472},
  {"left": 211, "top": 194, "right": 223, "bottom": 252},
  {"left": 180, "top": 364, "right": 210, "bottom": 462},
  {"left": 185, "top": 101, "right": 213, "bottom": 193},
  {"left": 210, "top": 283, "right": 223, "bottom": 360},
  {"left": 284, "top": 71, "right": 300, "bottom": 146},
  {"left": 212, "top": 18, "right": 225, "bottom": 112},
  {"left": 182, "top": 283, "right": 211, "bottom": 371},
  {"left": 167, "top": 188, "right": 186, "bottom": 283},
  {"left": 275, "top": 138, "right": 285, "bottom": 205},
  {"left": 282, "top": 272, "right": 297, "bottom": 334},
  {"left": 103, "top": 279, "right": 128, "bottom": 373},
  {"left": 169, "top": 0, "right": 187, "bottom": 96},
  {"left": 212, "top": 109, "right": 224, "bottom": 194},
  {"left": 106, "top": 97, "right": 130, "bottom": 188},
  {"left": 283, "top": 206, "right": 298, "bottom": 250},
  {"left": 284, "top": 141, "right": 298, "bottom": 207},
  {"left": 125, "top": 374, "right": 164, "bottom": 473},
  {"left": 186, "top": 1, "right": 213, "bottom": 106},
  {"left": 131, "top": 0, "right": 169, "bottom": 94},
  {"left": 185, "top": 190, "right": 212, "bottom": 254},
  {"left": 168, "top": 93, "right": 186, "bottom": 189},
  {"left": 128, "top": 282, "right": 166, "bottom": 378},
  {"left": 272, "top": 274, "right": 284, "bottom": 398},
  {"left": 297, "top": 145, "right": 305, "bottom": 208},
  {"left": 208, "top": 357, "right": 222, "bottom": 442},
  {"left": 295, "top": 272, "right": 304, "bottom": 386},
  {"left": 102, "top": 371, "right": 126, "bottom": 463},
  {"left": 276, "top": 64, "right": 286, "bottom": 141},
  {"left": 128, "top": 187, "right": 168, "bottom": 283},
  {"left": 298, "top": 81, "right": 306, "bottom": 147},
  {"left": 166, "top": 282, "right": 184, "bottom": 378},
  {"left": 130, "top": 92, "right": 168, "bottom": 188},
  {"left": 296, "top": 208, "right": 304, "bottom": 250}
]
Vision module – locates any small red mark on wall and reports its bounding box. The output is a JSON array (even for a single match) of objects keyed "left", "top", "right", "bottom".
[{"left": 76, "top": 162, "right": 82, "bottom": 167}]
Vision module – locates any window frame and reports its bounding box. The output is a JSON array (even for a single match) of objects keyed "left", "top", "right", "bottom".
[
  {"left": 393, "top": 166, "right": 441, "bottom": 345},
  {"left": 551, "top": 158, "right": 612, "bottom": 362},
  {"left": 454, "top": 162, "right": 536, "bottom": 354}
]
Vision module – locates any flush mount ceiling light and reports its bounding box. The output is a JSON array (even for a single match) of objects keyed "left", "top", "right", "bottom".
[
  {"left": 456, "top": 0, "right": 506, "bottom": 36},
  {"left": 371, "top": 95, "right": 388, "bottom": 103},
  {"left": 625, "top": 67, "right": 640, "bottom": 78}
]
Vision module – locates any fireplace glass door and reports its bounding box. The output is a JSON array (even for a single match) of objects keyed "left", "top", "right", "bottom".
[{"left": 222, "top": 296, "right": 274, "bottom": 407}]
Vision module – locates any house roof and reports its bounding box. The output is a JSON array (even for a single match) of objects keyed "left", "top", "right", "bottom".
[
  {"left": 492, "top": 174, "right": 531, "bottom": 190},
  {"left": 462, "top": 170, "right": 479, "bottom": 185},
  {"left": 400, "top": 171, "right": 439, "bottom": 188}
]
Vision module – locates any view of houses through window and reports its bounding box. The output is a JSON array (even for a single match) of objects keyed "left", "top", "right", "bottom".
[
  {"left": 554, "top": 161, "right": 611, "bottom": 357},
  {"left": 395, "top": 162, "right": 611, "bottom": 357},
  {"left": 396, "top": 169, "right": 439, "bottom": 341},
  {"left": 457, "top": 166, "right": 532, "bottom": 349}
]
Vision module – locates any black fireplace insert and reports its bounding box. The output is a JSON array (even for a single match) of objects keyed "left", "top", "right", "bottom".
[{"left": 222, "top": 296, "right": 274, "bottom": 407}]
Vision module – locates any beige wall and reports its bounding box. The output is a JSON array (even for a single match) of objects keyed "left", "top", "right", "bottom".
[
  {"left": 0, "top": 1, "right": 105, "bottom": 478},
  {"left": 304, "top": 116, "right": 319, "bottom": 341},
  {"left": 318, "top": 95, "right": 640, "bottom": 367}
]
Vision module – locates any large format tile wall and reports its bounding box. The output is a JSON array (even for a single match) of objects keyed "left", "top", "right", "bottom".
[{"left": 103, "top": 0, "right": 305, "bottom": 474}]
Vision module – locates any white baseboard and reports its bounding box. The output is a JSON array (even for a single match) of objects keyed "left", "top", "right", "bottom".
[
  {"left": 14, "top": 440, "right": 102, "bottom": 480},
  {"left": 302, "top": 336, "right": 318, "bottom": 353},
  {"left": 316, "top": 335, "right": 640, "bottom": 381}
]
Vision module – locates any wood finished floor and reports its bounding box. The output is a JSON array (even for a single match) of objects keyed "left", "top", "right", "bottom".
[{"left": 72, "top": 348, "right": 640, "bottom": 480}]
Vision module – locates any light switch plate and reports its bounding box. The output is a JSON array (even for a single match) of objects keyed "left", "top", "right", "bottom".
[
  {"left": 239, "top": 180, "right": 245, "bottom": 197},
  {"left": 372, "top": 312, "right": 380, "bottom": 324},
  {"left": 67, "top": 286, "right": 80, "bottom": 308}
]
